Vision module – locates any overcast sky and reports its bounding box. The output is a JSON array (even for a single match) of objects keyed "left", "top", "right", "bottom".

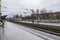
[{"left": 2, "top": 0, "right": 60, "bottom": 17}]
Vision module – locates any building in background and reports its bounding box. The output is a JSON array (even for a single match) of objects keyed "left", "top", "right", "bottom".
[
  {"left": 12, "top": 15, "right": 22, "bottom": 21},
  {"left": 32, "top": 11, "right": 60, "bottom": 20}
]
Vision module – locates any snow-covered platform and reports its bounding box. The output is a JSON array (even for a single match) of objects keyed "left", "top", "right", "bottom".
[{"left": 18, "top": 21, "right": 60, "bottom": 27}]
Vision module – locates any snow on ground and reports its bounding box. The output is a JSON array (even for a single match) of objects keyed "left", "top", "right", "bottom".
[{"left": 19, "top": 21, "right": 60, "bottom": 27}]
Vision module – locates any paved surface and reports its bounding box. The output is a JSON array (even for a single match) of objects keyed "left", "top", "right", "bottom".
[
  {"left": 1, "top": 21, "right": 44, "bottom": 40},
  {"left": 0, "top": 21, "right": 60, "bottom": 40}
]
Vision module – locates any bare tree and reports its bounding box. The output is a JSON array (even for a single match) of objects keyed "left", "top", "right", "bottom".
[
  {"left": 36, "top": 9, "right": 39, "bottom": 23},
  {"left": 30, "top": 9, "right": 35, "bottom": 23}
]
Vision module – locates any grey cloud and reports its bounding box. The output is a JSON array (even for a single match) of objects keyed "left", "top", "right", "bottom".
[{"left": 2, "top": 0, "right": 60, "bottom": 17}]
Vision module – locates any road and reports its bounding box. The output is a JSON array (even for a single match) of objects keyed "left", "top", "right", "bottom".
[{"left": 0, "top": 21, "right": 60, "bottom": 40}]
